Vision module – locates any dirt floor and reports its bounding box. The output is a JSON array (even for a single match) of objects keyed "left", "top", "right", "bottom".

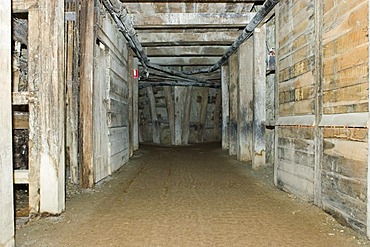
[{"left": 16, "top": 143, "right": 370, "bottom": 246}]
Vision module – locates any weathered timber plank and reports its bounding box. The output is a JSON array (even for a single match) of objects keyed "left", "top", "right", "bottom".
[
  {"left": 132, "top": 58, "right": 139, "bottom": 151},
  {"left": 253, "top": 26, "right": 266, "bottom": 169},
  {"left": 38, "top": 0, "right": 66, "bottom": 214},
  {"left": 277, "top": 168, "right": 314, "bottom": 201},
  {"left": 228, "top": 53, "right": 238, "bottom": 155},
  {"left": 147, "top": 57, "right": 221, "bottom": 66},
  {"left": 322, "top": 198, "right": 366, "bottom": 233},
  {"left": 12, "top": 0, "right": 37, "bottom": 12},
  {"left": 277, "top": 160, "right": 314, "bottom": 182},
  {"left": 237, "top": 39, "right": 253, "bottom": 162},
  {"left": 28, "top": 7, "right": 41, "bottom": 216},
  {"left": 79, "top": 0, "right": 95, "bottom": 188},
  {"left": 137, "top": 31, "right": 241, "bottom": 46},
  {"left": 198, "top": 88, "right": 209, "bottom": 142},
  {"left": 164, "top": 86, "right": 175, "bottom": 145},
  {"left": 182, "top": 86, "right": 193, "bottom": 145},
  {"left": 129, "top": 51, "right": 134, "bottom": 157},
  {"left": 107, "top": 111, "right": 129, "bottom": 128},
  {"left": 213, "top": 90, "right": 221, "bottom": 139},
  {"left": 0, "top": 0, "right": 14, "bottom": 244},
  {"left": 147, "top": 86, "right": 160, "bottom": 144},
  {"left": 65, "top": 0, "right": 79, "bottom": 185},
  {"left": 145, "top": 46, "right": 228, "bottom": 57},
  {"left": 129, "top": 12, "right": 254, "bottom": 28},
  {"left": 277, "top": 148, "right": 315, "bottom": 168},
  {"left": 221, "top": 64, "right": 230, "bottom": 150},
  {"left": 174, "top": 86, "right": 184, "bottom": 145},
  {"left": 93, "top": 44, "right": 110, "bottom": 183}
]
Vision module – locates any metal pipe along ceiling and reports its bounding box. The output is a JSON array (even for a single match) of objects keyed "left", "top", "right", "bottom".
[{"left": 102, "top": 0, "right": 279, "bottom": 86}]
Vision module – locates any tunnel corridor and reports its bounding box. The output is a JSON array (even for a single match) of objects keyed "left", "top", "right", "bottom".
[{"left": 2, "top": 0, "right": 370, "bottom": 246}]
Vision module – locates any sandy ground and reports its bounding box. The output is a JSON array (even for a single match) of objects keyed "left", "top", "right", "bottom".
[{"left": 16, "top": 143, "right": 370, "bottom": 246}]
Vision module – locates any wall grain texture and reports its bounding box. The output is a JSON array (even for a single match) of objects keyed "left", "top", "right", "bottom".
[{"left": 276, "top": 0, "right": 369, "bottom": 235}]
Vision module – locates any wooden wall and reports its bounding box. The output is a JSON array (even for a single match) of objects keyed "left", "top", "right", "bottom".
[
  {"left": 321, "top": 0, "right": 369, "bottom": 233},
  {"left": 94, "top": 3, "right": 131, "bottom": 181},
  {"left": 275, "top": 0, "right": 317, "bottom": 201},
  {"left": 139, "top": 86, "right": 221, "bottom": 145},
  {"left": 275, "top": 0, "right": 369, "bottom": 234}
]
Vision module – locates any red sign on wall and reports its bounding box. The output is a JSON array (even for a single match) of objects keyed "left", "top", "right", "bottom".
[{"left": 133, "top": 69, "right": 139, "bottom": 79}]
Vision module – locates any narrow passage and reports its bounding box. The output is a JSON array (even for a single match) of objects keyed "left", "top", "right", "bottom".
[{"left": 17, "top": 143, "right": 368, "bottom": 246}]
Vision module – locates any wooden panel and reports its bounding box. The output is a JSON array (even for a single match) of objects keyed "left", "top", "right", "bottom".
[
  {"left": 0, "top": 0, "right": 14, "bottom": 244},
  {"left": 277, "top": 0, "right": 316, "bottom": 118},
  {"left": 97, "top": 2, "right": 130, "bottom": 177},
  {"left": 276, "top": 126, "right": 315, "bottom": 201},
  {"left": 322, "top": 0, "right": 369, "bottom": 115},
  {"left": 93, "top": 45, "right": 110, "bottom": 183},
  {"left": 321, "top": 127, "right": 367, "bottom": 233}
]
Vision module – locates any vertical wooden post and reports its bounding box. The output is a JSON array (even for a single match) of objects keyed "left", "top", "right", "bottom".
[
  {"left": 182, "top": 86, "right": 192, "bottom": 145},
  {"left": 314, "top": 0, "right": 323, "bottom": 207},
  {"left": 147, "top": 86, "right": 160, "bottom": 144},
  {"left": 229, "top": 54, "right": 238, "bottom": 155},
  {"left": 213, "top": 90, "right": 221, "bottom": 139},
  {"left": 174, "top": 86, "right": 183, "bottom": 145},
  {"left": 198, "top": 88, "right": 209, "bottom": 142},
  {"left": 0, "top": 0, "right": 14, "bottom": 244},
  {"left": 132, "top": 58, "right": 139, "bottom": 151},
  {"left": 38, "top": 0, "right": 66, "bottom": 214},
  {"left": 128, "top": 51, "right": 134, "bottom": 157},
  {"left": 237, "top": 39, "right": 253, "bottom": 162},
  {"left": 66, "top": 0, "right": 79, "bottom": 184},
  {"left": 274, "top": 4, "right": 281, "bottom": 186},
  {"left": 80, "top": 0, "right": 95, "bottom": 188},
  {"left": 253, "top": 26, "right": 267, "bottom": 169},
  {"left": 164, "top": 86, "right": 175, "bottom": 145},
  {"left": 221, "top": 64, "right": 230, "bottom": 150},
  {"left": 28, "top": 7, "right": 41, "bottom": 215}
]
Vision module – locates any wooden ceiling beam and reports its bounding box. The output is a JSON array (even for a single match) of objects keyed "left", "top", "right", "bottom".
[
  {"left": 137, "top": 30, "right": 241, "bottom": 46},
  {"left": 148, "top": 56, "right": 221, "bottom": 66},
  {"left": 128, "top": 12, "right": 255, "bottom": 28},
  {"left": 145, "top": 45, "right": 229, "bottom": 57}
]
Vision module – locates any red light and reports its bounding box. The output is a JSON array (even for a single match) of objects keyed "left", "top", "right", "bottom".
[{"left": 133, "top": 69, "right": 139, "bottom": 79}]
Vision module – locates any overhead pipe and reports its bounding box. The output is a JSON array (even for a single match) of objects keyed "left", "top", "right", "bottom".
[
  {"left": 182, "top": 0, "right": 280, "bottom": 75},
  {"left": 139, "top": 80, "right": 220, "bottom": 89},
  {"left": 102, "top": 0, "right": 213, "bottom": 85}
]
